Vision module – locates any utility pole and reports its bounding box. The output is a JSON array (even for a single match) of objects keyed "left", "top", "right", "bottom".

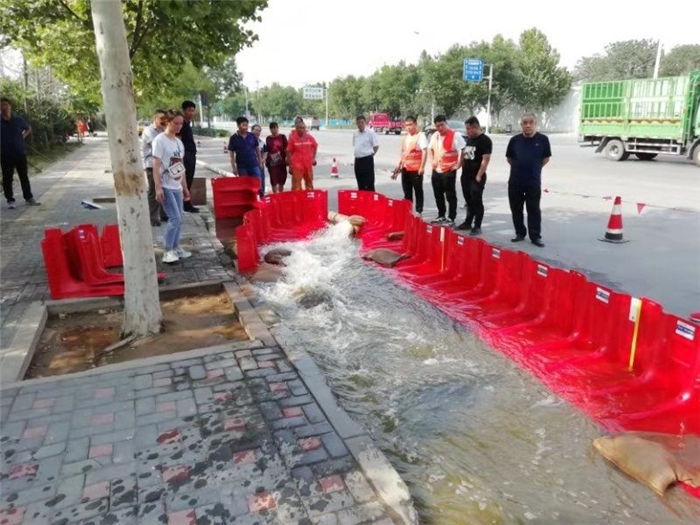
[
  {"left": 325, "top": 81, "right": 329, "bottom": 128},
  {"left": 653, "top": 40, "right": 662, "bottom": 79}
]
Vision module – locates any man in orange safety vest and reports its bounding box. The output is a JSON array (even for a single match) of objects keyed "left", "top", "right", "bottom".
[{"left": 428, "top": 115, "right": 465, "bottom": 226}]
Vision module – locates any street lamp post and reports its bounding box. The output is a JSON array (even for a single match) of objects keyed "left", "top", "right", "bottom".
[{"left": 485, "top": 64, "right": 493, "bottom": 134}]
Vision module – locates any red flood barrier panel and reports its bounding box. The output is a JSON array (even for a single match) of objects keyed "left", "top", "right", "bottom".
[{"left": 211, "top": 176, "right": 260, "bottom": 219}]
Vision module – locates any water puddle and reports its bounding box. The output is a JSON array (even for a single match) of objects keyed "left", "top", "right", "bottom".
[{"left": 255, "top": 223, "right": 700, "bottom": 524}]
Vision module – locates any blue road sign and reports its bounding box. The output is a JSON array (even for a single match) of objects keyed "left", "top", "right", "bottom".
[{"left": 463, "top": 58, "right": 484, "bottom": 82}]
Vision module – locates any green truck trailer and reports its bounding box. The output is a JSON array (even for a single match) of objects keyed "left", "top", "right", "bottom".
[{"left": 578, "top": 72, "right": 700, "bottom": 165}]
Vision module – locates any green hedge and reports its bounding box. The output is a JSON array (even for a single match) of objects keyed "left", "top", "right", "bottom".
[{"left": 192, "top": 126, "right": 229, "bottom": 138}]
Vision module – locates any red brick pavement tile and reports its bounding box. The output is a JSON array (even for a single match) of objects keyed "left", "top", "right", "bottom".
[
  {"left": 247, "top": 492, "right": 276, "bottom": 513},
  {"left": 298, "top": 437, "right": 322, "bottom": 452},
  {"left": 161, "top": 465, "right": 190, "bottom": 483},
  {"left": 9, "top": 463, "right": 38, "bottom": 480},
  {"left": 232, "top": 449, "right": 259, "bottom": 465},
  {"left": 157, "top": 429, "right": 181, "bottom": 445},
  {"left": 282, "top": 407, "right": 303, "bottom": 418},
  {"left": 269, "top": 382, "right": 288, "bottom": 393},
  {"left": 32, "top": 398, "right": 55, "bottom": 409},
  {"left": 91, "top": 412, "right": 114, "bottom": 426},
  {"left": 95, "top": 387, "right": 115, "bottom": 398},
  {"left": 206, "top": 369, "right": 224, "bottom": 380},
  {"left": 89, "top": 443, "right": 113, "bottom": 459},
  {"left": 167, "top": 509, "right": 196, "bottom": 525},
  {"left": 154, "top": 378, "right": 172, "bottom": 387},
  {"left": 22, "top": 425, "right": 47, "bottom": 439},
  {"left": 0, "top": 506, "right": 25, "bottom": 525},
  {"left": 157, "top": 401, "right": 176, "bottom": 413},
  {"left": 223, "top": 417, "right": 246, "bottom": 431},
  {"left": 318, "top": 475, "right": 345, "bottom": 494},
  {"left": 82, "top": 481, "right": 110, "bottom": 502}
]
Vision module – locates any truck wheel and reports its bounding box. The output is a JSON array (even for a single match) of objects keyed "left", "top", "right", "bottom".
[
  {"left": 634, "top": 153, "right": 657, "bottom": 160},
  {"left": 604, "top": 139, "right": 627, "bottom": 161}
]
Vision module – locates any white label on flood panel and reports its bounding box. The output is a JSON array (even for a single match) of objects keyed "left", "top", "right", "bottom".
[
  {"left": 628, "top": 297, "right": 641, "bottom": 322},
  {"left": 350, "top": 192, "right": 358, "bottom": 198},
  {"left": 440, "top": 228, "right": 445, "bottom": 242},
  {"left": 306, "top": 192, "right": 314, "bottom": 198},
  {"left": 373, "top": 194, "right": 379, "bottom": 201},
  {"left": 536, "top": 264, "right": 548, "bottom": 277},
  {"left": 675, "top": 320, "right": 695, "bottom": 341},
  {"left": 388, "top": 200, "right": 394, "bottom": 207},
  {"left": 457, "top": 236, "right": 464, "bottom": 246},
  {"left": 492, "top": 248, "right": 500, "bottom": 259},
  {"left": 426, "top": 225, "right": 432, "bottom": 234},
  {"left": 595, "top": 287, "right": 610, "bottom": 304}
]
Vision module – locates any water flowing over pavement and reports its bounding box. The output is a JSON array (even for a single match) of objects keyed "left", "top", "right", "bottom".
[{"left": 257, "top": 224, "right": 700, "bottom": 524}]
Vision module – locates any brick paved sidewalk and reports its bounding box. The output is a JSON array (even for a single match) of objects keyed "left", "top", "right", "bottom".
[{"left": 0, "top": 136, "right": 417, "bottom": 523}]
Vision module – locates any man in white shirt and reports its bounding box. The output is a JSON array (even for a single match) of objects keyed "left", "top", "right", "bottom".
[
  {"left": 140, "top": 109, "right": 166, "bottom": 226},
  {"left": 352, "top": 115, "right": 379, "bottom": 191},
  {"left": 428, "top": 115, "right": 465, "bottom": 226}
]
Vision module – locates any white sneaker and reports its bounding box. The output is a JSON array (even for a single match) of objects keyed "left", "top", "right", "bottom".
[
  {"left": 175, "top": 247, "right": 191, "bottom": 259},
  {"left": 162, "top": 250, "right": 179, "bottom": 263},
  {"left": 7, "top": 202, "right": 15, "bottom": 209}
]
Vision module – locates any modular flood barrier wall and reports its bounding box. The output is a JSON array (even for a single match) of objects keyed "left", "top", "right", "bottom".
[{"left": 230, "top": 188, "right": 699, "bottom": 498}]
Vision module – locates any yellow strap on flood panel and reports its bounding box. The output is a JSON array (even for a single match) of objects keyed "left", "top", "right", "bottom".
[{"left": 627, "top": 297, "right": 643, "bottom": 372}]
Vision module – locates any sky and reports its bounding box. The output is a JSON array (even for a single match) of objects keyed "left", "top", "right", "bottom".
[{"left": 236, "top": 0, "right": 698, "bottom": 89}]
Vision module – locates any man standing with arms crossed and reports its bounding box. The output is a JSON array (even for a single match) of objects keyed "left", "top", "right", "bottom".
[
  {"left": 180, "top": 100, "right": 199, "bottom": 213},
  {"left": 428, "top": 115, "right": 465, "bottom": 227},
  {"left": 141, "top": 109, "right": 166, "bottom": 226},
  {"left": 352, "top": 115, "right": 379, "bottom": 191},
  {"left": 456, "top": 116, "right": 492, "bottom": 235},
  {"left": 505, "top": 113, "right": 551, "bottom": 247},
  {"left": 392, "top": 115, "right": 427, "bottom": 215}
]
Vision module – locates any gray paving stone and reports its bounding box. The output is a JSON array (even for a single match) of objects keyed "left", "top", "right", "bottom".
[
  {"left": 133, "top": 424, "right": 158, "bottom": 451},
  {"left": 85, "top": 462, "right": 137, "bottom": 485},
  {"left": 224, "top": 366, "right": 244, "bottom": 382},
  {"left": 135, "top": 396, "right": 155, "bottom": 416},
  {"left": 336, "top": 501, "right": 386, "bottom": 524},
  {"left": 279, "top": 394, "right": 313, "bottom": 407},
  {"left": 82, "top": 505, "right": 138, "bottom": 525},
  {"left": 321, "top": 433, "right": 349, "bottom": 459},
  {"left": 109, "top": 475, "right": 137, "bottom": 510},
  {"left": 45, "top": 421, "right": 71, "bottom": 444},
  {"left": 33, "top": 442, "right": 67, "bottom": 460},
  {"left": 60, "top": 459, "right": 101, "bottom": 478},
  {"left": 113, "top": 440, "right": 135, "bottom": 464},
  {"left": 294, "top": 422, "right": 334, "bottom": 439},
  {"left": 51, "top": 473, "right": 86, "bottom": 510},
  {"left": 176, "top": 398, "right": 197, "bottom": 418},
  {"left": 188, "top": 365, "right": 206, "bottom": 380},
  {"left": 91, "top": 428, "right": 135, "bottom": 446},
  {"left": 193, "top": 386, "right": 213, "bottom": 404},
  {"left": 51, "top": 496, "right": 110, "bottom": 522},
  {"left": 344, "top": 471, "right": 375, "bottom": 504},
  {"left": 1, "top": 481, "right": 56, "bottom": 506},
  {"left": 133, "top": 374, "right": 153, "bottom": 390}
]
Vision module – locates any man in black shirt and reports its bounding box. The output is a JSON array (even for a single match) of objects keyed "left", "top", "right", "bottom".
[
  {"left": 456, "top": 116, "right": 491, "bottom": 235},
  {"left": 180, "top": 100, "right": 199, "bottom": 213},
  {"left": 1, "top": 97, "right": 40, "bottom": 209}
]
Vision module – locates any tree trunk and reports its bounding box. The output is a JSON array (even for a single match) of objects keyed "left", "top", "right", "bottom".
[{"left": 91, "top": 0, "right": 162, "bottom": 336}]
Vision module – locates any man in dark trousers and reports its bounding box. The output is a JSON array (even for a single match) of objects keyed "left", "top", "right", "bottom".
[
  {"left": 180, "top": 100, "right": 199, "bottom": 212},
  {"left": 1, "top": 97, "right": 40, "bottom": 209},
  {"left": 505, "top": 113, "right": 551, "bottom": 247},
  {"left": 456, "top": 116, "right": 491, "bottom": 235},
  {"left": 352, "top": 115, "right": 379, "bottom": 191}
]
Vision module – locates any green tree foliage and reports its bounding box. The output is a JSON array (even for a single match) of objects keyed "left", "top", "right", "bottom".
[
  {"left": 0, "top": 0, "right": 267, "bottom": 104},
  {"left": 420, "top": 45, "right": 471, "bottom": 117},
  {"left": 573, "top": 39, "right": 658, "bottom": 81},
  {"left": 514, "top": 28, "right": 572, "bottom": 111},
  {"left": 370, "top": 62, "right": 421, "bottom": 118},
  {"left": 660, "top": 45, "right": 700, "bottom": 76},
  {"left": 256, "top": 84, "right": 303, "bottom": 120},
  {"left": 329, "top": 76, "right": 366, "bottom": 119}
]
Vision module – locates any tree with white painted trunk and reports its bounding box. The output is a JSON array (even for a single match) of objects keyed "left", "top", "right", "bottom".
[{"left": 91, "top": 0, "right": 162, "bottom": 336}]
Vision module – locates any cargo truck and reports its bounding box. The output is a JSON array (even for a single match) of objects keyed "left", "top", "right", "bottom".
[{"left": 578, "top": 71, "right": 700, "bottom": 166}]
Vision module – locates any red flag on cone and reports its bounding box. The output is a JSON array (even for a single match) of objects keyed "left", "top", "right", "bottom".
[
  {"left": 330, "top": 158, "right": 339, "bottom": 178},
  {"left": 600, "top": 196, "right": 629, "bottom": 243},
  {"left": 636, "top": 202, "right": 646, "bottom": 215}
]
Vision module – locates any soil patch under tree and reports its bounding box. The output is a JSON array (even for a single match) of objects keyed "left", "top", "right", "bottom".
[{"left": 26, "top": 290, "right": 248, "bottom": 379}]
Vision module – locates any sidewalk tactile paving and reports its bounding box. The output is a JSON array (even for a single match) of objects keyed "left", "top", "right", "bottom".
[{"left": 0, "top": 138, "right": 416, "bottom": 524}]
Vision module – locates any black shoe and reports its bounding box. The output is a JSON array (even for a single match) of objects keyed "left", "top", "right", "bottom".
[
  {"left": 430, "top": 216, "right": 446, "bottom": 224},
  {"left": 160, "top": 214, "right": 169, "bottom": 222},
  {"left": 531, "top": 239, "right": 545, "bottom": 247},
  {"left": 455, "top": 221, "right": 471, "bottom": 231},
  {"left": 469, "top": 227, "right": 482, "bottom": 236},
  {"left": 151, "top": 220, "right": 161, "bottom": 227},
  {"left": 511, "top": 235, "right": 526, "bottom": 242},
  {"left": 184, "top": 203, "right": 199, "bottom": 213}
]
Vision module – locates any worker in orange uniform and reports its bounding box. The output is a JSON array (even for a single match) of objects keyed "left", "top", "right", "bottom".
[
  {"left": 392, "top": 115, "right": 428, "bottom": 215},
  {"left": 286, "top": 119, "right": 318, "bottom": 190},
  {"left": 428, "top": 114, "right": 465, "bottom": 226}
]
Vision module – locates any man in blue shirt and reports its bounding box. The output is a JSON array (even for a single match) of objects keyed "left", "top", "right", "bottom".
[
  {"left": 1, "top": 97, "right": 40, "bottom": 208},
  {"left": 228, "top": 116, "right": 263, "bottom": 196},
  {"left": 505, "top": 113, "right": 551, "bottom": 247}
]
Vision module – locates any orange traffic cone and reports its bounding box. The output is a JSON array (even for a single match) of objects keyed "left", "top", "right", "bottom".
[
  {"left": 600, "top": 196, "right": 629, "bottom": 243},
  {"left": 330, "top": 158, "right": 339, "bottom": 178}
]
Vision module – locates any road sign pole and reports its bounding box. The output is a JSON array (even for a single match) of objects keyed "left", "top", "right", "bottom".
[{"left": 486, "top": 64, "right": 493, "bottom": 134}]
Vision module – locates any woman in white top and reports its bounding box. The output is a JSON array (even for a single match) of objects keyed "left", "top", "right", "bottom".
[{"left": 152, "top": 109, "right": 192, "bottom": 264}]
